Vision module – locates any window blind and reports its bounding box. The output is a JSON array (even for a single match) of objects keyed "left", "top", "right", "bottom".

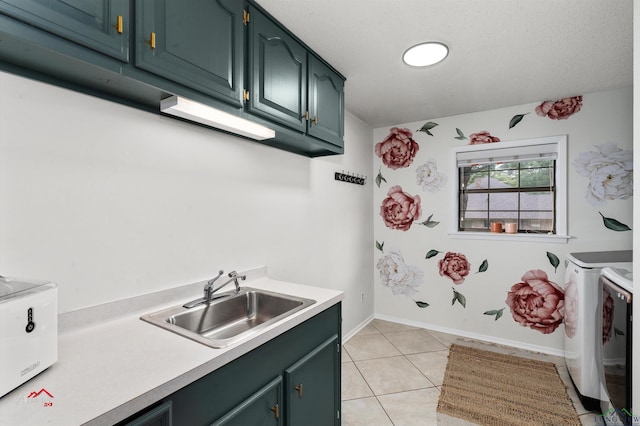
[{"left": 456, "top": 143, "right": 558, "bottom": 167}]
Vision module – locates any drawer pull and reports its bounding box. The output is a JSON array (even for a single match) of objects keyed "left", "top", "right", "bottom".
[
  {"left": 114, "top": 15, "right": 123, "bottom": 34},
  {"left": 147, "top": 32, "right": 156, "bottom": 49},
  {"left": 294, "top": 383, "right": 303, "bottom": 397},
  {"left": 270, "top": 403, "right": 279, "bottom": 419}
]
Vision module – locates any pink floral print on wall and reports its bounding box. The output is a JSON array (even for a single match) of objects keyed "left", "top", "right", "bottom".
[
  {"left": 535, "top": 96, "right": 582, "bottom": 120},
  {"left": 506, "top": 269, "right": 565, "bottom": 334},
  {"left": 375, "top": 127, "right": 420, "bottom": 169},
  {"left": 469, "top": 131, "right": 501, "bottom": 145},
  {"left": 380, "top": 185, "right": 422, "bottom": 231},
  {"left": 438, "top": 252, "right": 471, "bottom": 285}
]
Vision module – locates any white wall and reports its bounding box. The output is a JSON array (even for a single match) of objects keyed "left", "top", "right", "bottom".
[
  {"left": 373, "top": 87, "right": 632, "bottom": 354},
  {"left": 632, "top": 0, "right": 639, "bottom": 415},
  {"left": 0, "top": 70, "right": 374, "bottom": 335}
]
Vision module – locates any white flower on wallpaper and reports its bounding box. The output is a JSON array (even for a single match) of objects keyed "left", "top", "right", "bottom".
[
  {"left": 573, "top": 142, "right": 633, "bottom": 205},
  {"left": 376, "top": 247, "right": 424, "bottom": 296},
  {"left": 416, "top": 160, "right": 447, "bottom": 192}
]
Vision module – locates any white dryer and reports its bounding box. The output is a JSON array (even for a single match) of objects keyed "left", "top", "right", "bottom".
[
  {"left": 598, "top": 267, "right": 632, "bottom": 422},
  {"left": 564, "top": 250, "right": 632, "bottom": 411}
]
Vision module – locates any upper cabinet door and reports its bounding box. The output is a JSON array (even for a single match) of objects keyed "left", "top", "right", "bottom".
[
  {"left": 135, "top": 0, "right": 244, "bottom": 108},
  {"left": 307, "top": 56, "right": 345, "bottom": 148},
  {"left": 247, "top": 6, "right": 307, "bottom": 133},
  {"left": 0, "top": 0, "right": 129, "bottom": 62}
]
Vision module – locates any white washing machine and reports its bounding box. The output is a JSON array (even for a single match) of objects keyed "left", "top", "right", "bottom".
[{"left": 564, "top": 250, "right": 632, "bottom": 411}]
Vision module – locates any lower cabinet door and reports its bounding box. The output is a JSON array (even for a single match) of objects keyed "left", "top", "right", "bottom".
[
  {"left": 284, "top": 335, "right": 340, "bottom": 425},
  {"left": 211, "top": 376, "right": 283, "bottom": 426}
]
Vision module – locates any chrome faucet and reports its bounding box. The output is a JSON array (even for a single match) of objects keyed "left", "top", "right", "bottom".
[
  {"left": 203, "top": 269, "right": 225, "bottom": 301},
  {"left": 183, "top": 269, "right": 224, "bottom": 308},
  {"left": 183, "top": 270, "right": 246, "bottom": 308}
]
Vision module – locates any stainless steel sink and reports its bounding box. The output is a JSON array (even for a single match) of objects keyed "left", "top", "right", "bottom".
[{"left": 141, "top": 287, "right": 316, "bottom": 348}]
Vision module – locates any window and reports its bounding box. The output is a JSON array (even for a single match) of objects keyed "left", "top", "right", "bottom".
[{"left": 450, "top": 135, "right": 568, "bottom": 243}]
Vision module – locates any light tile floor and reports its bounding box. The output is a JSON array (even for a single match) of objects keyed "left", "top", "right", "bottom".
[{"left": 341, "top": 319, "right": 603, "bottom": 426}]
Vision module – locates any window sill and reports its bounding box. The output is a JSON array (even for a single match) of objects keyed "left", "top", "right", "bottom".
[{"left": 448, "top": 231, "right": 570, "bottom": 244}]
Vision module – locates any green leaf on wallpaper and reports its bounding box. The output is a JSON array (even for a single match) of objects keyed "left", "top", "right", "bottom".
[
  {"left": 508, "top": 113, "right": 529, "bottom": 129},
  {"left": 483, "top": 308, "right": 505, "bottom": 321},
  {"left": 375, "top": 169, "right": 387, "bottom": 188},
  {"left": 414, "top": 300, "right": 430, "bottom": 308},
  {"left": 376, "top": 241, "right": 384, "bottom": 252},
  {"left": 452, "top": 288, "right": 466, "bottom": 308},
  {"left": 546, "top": 251, "right": 560, "bottom": 272},
  {"left": 454, "top": 128, "right": 467, "bottom": 140},
  {"left": 419, "top": 214, "right": 440, "bottom": 228},
  {"left": 425, "top": 249, "right": 441, "bottom": 259},
  {"left": 477, "top": 259, "right": 488, "bottom": 273},
  {"left": 599, "top": 212, "right": 631, "bottom": 231},
  {"left": 418, "top": 121, "right": 438, "bottom": 136}
]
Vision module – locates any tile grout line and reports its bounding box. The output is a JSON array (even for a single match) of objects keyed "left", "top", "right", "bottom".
[{"left": 377, "top": 326, "right": 445, "bottom": 389}]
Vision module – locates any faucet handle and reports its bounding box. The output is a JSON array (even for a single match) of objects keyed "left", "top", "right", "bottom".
[{"left": 208, "top": 270, "right": 224, "bottom": 285}]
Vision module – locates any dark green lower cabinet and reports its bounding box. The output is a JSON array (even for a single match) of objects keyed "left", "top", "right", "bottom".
[
  {"left": 123, "top": 401, "right": 172, "bottom": 426},
  {"left": 117, "top": 303, "right": 341, "bottom": 426},
  {"left": 211, "top": 377, "right": 282, "bottom": 426},
  {"left": 212, "top": 335, "right": 340, "bottom": 426},
  {"left": 285, "top": 335, "right": 340, "bottom": 425}
]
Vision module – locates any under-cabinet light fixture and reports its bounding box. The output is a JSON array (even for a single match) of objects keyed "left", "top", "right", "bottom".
[{"left": 160, "top": 95, "right": 276, "bottom": 141}]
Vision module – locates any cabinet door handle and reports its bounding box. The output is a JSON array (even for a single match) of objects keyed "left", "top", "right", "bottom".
[
  {"left": 294, "top": 383, "right": 303, "bottom": 397},
  {"left": 114, "top": 16, "right": 123, "bottom": 34},
  {"left": 312, "top": 116, "right": 318, "bottom": 126},
  {"left": 270, "top": 403, "right": 280, "bottom": 419},
  {"left": 146, "top": 32, "right": 156, "bottom": 49}
]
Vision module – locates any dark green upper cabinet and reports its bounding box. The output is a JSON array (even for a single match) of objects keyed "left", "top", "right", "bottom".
[
  {"left": 246, "top": 5, "right": 307, "bottom": 133},
  {"left": 0, "top": 0, "right": 129, "bottom": 61},
  {"left": 308, "top": 56, "right": 345, "bottom": 148},
  {"left": 135, "top": 0, "right": 244, "bottom": 108},
  {"left": 0, "top": 0, "right": 344, "bottom": 156},
  {"left": 246, "top": 5, "right": 345, "bottom": 151},
  {"left": 284, "top": 335, "right": 340, "bottom": 425}
]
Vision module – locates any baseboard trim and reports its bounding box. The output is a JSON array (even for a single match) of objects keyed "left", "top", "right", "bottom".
[
  {"left": 369, "top": 312, "right": 565, "bottom": 358},
  {"left": 342, "top": 313, "right": 375, "bottom": 344}
]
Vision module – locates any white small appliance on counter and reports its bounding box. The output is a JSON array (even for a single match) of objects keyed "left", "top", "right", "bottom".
[{"left": 0, "top": 275, "right": 57, "bottom": 398}]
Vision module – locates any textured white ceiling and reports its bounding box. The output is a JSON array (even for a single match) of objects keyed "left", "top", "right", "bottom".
[{"left": 255, "top": 0, "right": 633, "bottom": 128}]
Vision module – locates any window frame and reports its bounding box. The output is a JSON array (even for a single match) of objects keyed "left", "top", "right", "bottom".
[{"left": 449, "top": 135, "right": 569, "bottom": 243}]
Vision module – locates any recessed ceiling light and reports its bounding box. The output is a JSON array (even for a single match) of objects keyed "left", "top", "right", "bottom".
[{"left": 402, "top": 42, "right": 449, "bottom": 67}]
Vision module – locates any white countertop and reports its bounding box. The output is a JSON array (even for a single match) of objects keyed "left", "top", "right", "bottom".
[{"left": 0, "top": 269, "right": 343, "bottom": 426}]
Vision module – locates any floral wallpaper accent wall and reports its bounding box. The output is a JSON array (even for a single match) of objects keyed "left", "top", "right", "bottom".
[{"left": 372, "top": 89, "right": 632, "bottom": 352}]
